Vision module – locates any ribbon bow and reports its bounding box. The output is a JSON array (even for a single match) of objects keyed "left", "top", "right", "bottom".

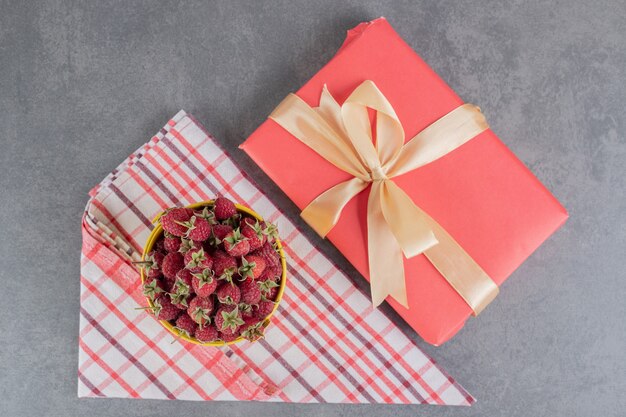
[{"left": 270, "top": 81, "right": 498, "bottom": 313}]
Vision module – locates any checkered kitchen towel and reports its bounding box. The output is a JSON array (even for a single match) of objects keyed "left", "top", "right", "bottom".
[{"left": 78, "top": 110, "right": 474, "bottom": 405}]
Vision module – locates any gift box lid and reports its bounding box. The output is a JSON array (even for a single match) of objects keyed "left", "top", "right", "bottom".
[{"left": 241, "top": 17, "right": 568, "bottom": 345}]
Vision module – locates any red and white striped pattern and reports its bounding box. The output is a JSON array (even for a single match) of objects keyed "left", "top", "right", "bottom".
[{"left": 78, "top": 110, "right": 474, "bottom": 405}]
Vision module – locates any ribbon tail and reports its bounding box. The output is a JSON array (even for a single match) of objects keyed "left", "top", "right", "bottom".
[
  {"left": 368, "top": 181, "right": 409, "bottom": 308},
  {"left": 379, "top": 180, "right": 439, "bottom": 258},
  {"left": 376, "top": 179, "right": 498, "bottom": 313},
  {"left": 423, "top": 222, "right": 499, "bottom": 315},
  {"left": 301, "top": 177, "right": 369, "bottom": 237}
]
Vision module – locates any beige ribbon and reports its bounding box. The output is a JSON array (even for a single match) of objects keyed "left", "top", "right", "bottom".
[{"left": 270, "top": 80, "right": 499, "bottom": 314}]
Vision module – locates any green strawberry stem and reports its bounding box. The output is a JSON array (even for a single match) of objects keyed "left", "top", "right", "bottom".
[
  {"left": 238, "top": 257, "right": 257, "bottom": 280},
  {"left": 220, "top": 306, "right": 244, "bottom": 331}
]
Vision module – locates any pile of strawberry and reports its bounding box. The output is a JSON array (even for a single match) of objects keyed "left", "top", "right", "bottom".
[{"left": 137, "top": 197, "right": 282, "bottom": 343}]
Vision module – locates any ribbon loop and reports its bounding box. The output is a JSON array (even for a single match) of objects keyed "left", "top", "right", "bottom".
[
  {"left": 270, "top": 81, "right": 499, "bottom": 313},
  {"left": 301, "top": 177, "right": 370, "bottom": 237},
  {"left": 343, "top": 80, "right": 405, "bottom": 167},
  {"left": 270, "top": 94, "right": 369, "bottom": 180}
]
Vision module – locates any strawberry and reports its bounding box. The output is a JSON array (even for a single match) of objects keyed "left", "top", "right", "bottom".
[
  {"left": 177, "top": 237, "right": 197, "bottom": 254},
  {"left": 160, "top": 207, "right": 193, "bottom": 237},
  {"left": 241, "top": 218, "right": 266, "bottom": 251},
  {"left": 240, "top": 317, "right": 264, "bottom": 342},
  {"left": 223, "top": 228, "right": 250, "bottom": 257},
  {"left": 212, "top": 224, "right": 233, "bottom": 241},
  {"left": 141, "top": 296, "right": 180, "bottom": 321},
  {"left": 242, "top": 217, "right": 261, "bottom": 228},
  {"left": 195, "top": 324, "right": 219, "bottom": 343},
  {"left": 254, "top": 241, "right": 281, "bottom": 271},
  {"left": 187, "top": 296, "right": 213, "bottom": 326},
  {"left": 178, "top": 215, "right": 212, "bottom": 242},
  {"left": 219, "top": 330, "right": 240, "bottom": 342},
  {"left": 153, "top": 239, "right": 167, "bottom": 253},
  {"left": 216, "top": 283, "right": 241, "bottom": 305},
  {"left": 255, "top": 300, "right": 275, "bottom": 319},
  {"left": 134, "top": 251, "right": 164, "bottom": 279},
  {"left": 217, "top": 267, "right": 237, "bottom": 284},
  {"left": 222, "top": 214, "right": 242, "bottom": 229},
  {"left": 239, "top": 278, "right": 262, "bottom": 305},
  {"left": 258, "top": 264, "right": 282, "bottom": 282},
  {"left": 238, "top": 255, "right": 266, "bottom": 280},
  {"left": 214, "top": 305, "right": 244, "bottom": 334},
  {"left": 213, "top": 251, "right": 237, "bottom": 277},
  {"left": 214, "top": 197, "right": 237, "bottom": 220},
  {"left": 161, "top": 252, "right": 184, "bottom": 279},
  {"left": 191, "top": 268, "right": 218, "bottom": 297},
  {"left": 163, "top": 234, "right": 181, "bottom": 252},
  {"left": 184, "top": 247, "right": 213, "bottom": 273},
  {"left": 174, "top": 314, "right": 198, "bottom": 338},
  {"left": 238, "top": 303, "right": 254, "bottom": 318},
  {"left": 242, "top": 316, "right": 261, "bottom": 328},
  {"left": 253, "top": 240, "right": 282, "bottom": 283},
  {"left": 264, "top": 286, "right": 279, "bottom": 301},
  {"left": 241, "top": 229, "right": 262, "bottom": 251},
  {"left": 194, "top": 206, "right": 217, "bottom": 225},
  {"left": 270, "top": 264, "right": 284, "bottom": 280},
  {"left": 169, "top": 279, "right": 192, "bottom": 309},
  {"left": 175, "top": 268, "right": 194, "bottom": 288},
  {"left": 263, "top": 221, "right": 279, "bottom": 242},
  {"left": 258, "top": 278, "right": 280, "bottom": 298},
  {"left": 203, "top": 229, "right": 222, "bottom": 249},
  {"left": 142, "top": 277, "right": 165, "bottom": 301}
]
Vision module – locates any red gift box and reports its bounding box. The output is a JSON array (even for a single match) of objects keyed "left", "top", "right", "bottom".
[{"left": 240, "top": 18, "right": 568, "bottom": 345}]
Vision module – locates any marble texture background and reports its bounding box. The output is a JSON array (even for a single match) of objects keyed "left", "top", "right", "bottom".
[{"left": 0, "top": 1, "right": 624, "bottom": 416}]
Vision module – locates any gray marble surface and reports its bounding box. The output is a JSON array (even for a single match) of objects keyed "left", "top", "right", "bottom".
[{"left": 1, "top": 1, "right": 624, "bottom": 416}]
